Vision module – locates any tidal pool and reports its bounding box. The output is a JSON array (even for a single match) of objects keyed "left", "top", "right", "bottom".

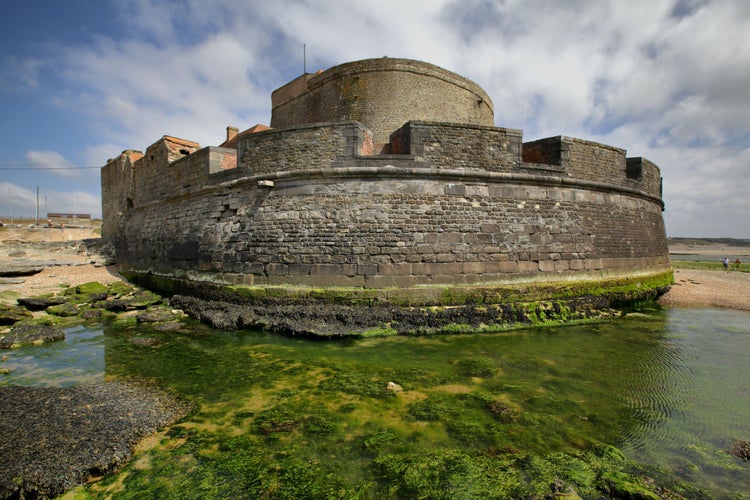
[{"left": 2, "top": 307, "right": 750, "bottom": 497}]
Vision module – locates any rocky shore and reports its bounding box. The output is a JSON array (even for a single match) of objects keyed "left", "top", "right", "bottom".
[{"left": 0, "top": 381, "right": 192, "bottom": 499}]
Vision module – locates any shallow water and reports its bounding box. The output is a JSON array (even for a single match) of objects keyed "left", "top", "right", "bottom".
[{"left": 2, "top": 308, "right": 750, "bottom": 497}]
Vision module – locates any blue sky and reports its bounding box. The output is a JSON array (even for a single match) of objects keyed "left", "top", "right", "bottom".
[{"left": 1, "top": 0, "right": 748, "bottom": 238}]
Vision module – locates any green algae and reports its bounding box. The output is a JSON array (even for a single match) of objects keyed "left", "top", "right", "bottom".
[
  {"left": 126, "top": 269, "right": 673, "bottom": 309},
  {"left": 72, "top": 310, "right": 750, "bottom": 498}
]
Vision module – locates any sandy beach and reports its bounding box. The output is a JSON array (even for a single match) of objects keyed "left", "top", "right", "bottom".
[{"left": 657, "top": 268, "right": 750, "bottom": 312}]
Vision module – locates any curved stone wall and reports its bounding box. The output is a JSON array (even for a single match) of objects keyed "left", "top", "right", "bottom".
[
  {"left": 270, "top": 58, "right": 494, "bottom": 144},
  {"left": 114, "top": 164, "right": 668, "bottom": 293}
]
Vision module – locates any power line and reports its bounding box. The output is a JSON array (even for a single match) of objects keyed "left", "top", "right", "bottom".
[{"left": 0, "top": 166, "right": 102, "bottom": 170}]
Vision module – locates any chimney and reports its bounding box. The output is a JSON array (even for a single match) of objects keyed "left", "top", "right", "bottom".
[{"left": 226, "top": 126, "right": 239, "bottom": 142}]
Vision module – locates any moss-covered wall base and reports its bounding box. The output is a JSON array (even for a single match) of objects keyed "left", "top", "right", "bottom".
[{"left": 125, "top": 270, "right": 673, "bottom": 337}]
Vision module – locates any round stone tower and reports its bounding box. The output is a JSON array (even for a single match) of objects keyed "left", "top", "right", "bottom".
[{"left": 270, "top": 58, "right": 495, "bottom": 146}]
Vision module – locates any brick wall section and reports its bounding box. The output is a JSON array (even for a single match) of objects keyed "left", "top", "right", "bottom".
[
  {"left": 565, "top": 137, "right": 626, "bottom": 185},
  {"left": 270, "top": 58, "right": 494, "bottom": 144},
  {"left": 101, "top": 150, "right": 140, "bottom": 240},
  {"left": 522, "top": 136, "right": 662, "bottom": 199},
  {"left": 402, "top": 121, "right": 522, "bottom": 171},
  {"left": 114, "top": 175, "right": 668, "bottom": 288},
  {"left": 522, "top": 136, "right": 569, "bottom": 166},
  {"left": 238, "top": 122, "right": 371, "bottom": 175}
]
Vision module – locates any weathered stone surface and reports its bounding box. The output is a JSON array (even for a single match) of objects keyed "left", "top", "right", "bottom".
[
  {"left": 16, "top": 296, "right": 67, "bottom": 311},
  {"left": 0, "top": 303, "right": 33, "bottom": 325},
  {"left": 46, "top": 302, "right": 79, "bottom": 317}
]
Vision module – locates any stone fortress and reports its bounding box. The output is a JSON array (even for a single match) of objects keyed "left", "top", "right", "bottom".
[{"left": 102, "top": 58, "right": 670, "bottom": 307}]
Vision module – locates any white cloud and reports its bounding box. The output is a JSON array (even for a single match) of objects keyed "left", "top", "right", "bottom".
[
  {"left": 25, "top": 150, "right": 86, "bottom": 179},
  {"left": 1, "top": 181, "right": 101, "bottom": 220}
]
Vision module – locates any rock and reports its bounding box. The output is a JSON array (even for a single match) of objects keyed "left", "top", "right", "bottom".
[
  {"left": 128, "top": 290, "right": 163, "bottom": 308},
  {"left": 0, "top": 324, "right": 65, "bottom": 349},
  {"left": 153, "top": 321, "right": 183, "bottom": 332},
  {"left": 107, "top": 281, "right": 135, "bottom": 297},
  {"left": 0, "top": 381, "right": 192, "bottom": 499},
  {"left": 0, "top": 304, "right": 33, "bottom": 326},
  {"left": 16, "top": 296, "right": 68, "bottom": 311},
  {"left": 80, "top": 309, "right": 104, "bottom": 320},
  {"left": 129, "top": 337, "right": 160, "bottom": 347},
  {"left": 70, "top": 281, "right": 108, "bottom": 295},
  {"left": 137, "top": 309, "right": 175, "bottom": 323},
  {"left": 386, "top": 381, "right": 404, "bottom": 392},
  {"left": 0, "top": 264, "right": 44, "bottom": 277},
  {"left": 117, "top": 310, "right": 141, "bottom": 320},
  {"left": 729, "top": 440, "right": 750, "bottom": 460},
  {"left": 102, "top": 299, "right": 131, "bottom": 311},
  {"left": 46, "top": 302, "right": 80, "bottom": 317}
]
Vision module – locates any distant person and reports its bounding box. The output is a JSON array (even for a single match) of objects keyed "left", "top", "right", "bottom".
[
  {"left": 734, "top": 258, "right": 742, "bottom": 271},
  {"left": 723, "top": 257, "right": 729, "bottom": 271}
]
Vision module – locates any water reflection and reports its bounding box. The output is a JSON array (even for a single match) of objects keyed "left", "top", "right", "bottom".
[{"left": 619, "top": 308, "right": 750, "bottom": 493}]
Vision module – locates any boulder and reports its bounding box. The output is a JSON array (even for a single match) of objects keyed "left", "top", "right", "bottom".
[
  {"left": 46, "top": 302, "right": 80, "bottom": 317},
  {"left": 0, "top": 304, "right": 33, "bottom": 326},
  {"left": 16, "top": 296, "right": 68, "bottom": 311},
  {"left": 1, "top": 324, "right": 65, "bottom": 349}
]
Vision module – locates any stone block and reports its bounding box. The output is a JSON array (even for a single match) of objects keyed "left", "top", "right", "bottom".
[
  {"left": 378, "top": 263, "right": 412, "bottom": 275},
  {"left": 462, "top": 261, "right": 486, "bottom": 274},
  {"left": 584, "top": 259, "right": 603, "bottom": 270},
  {"left": 266, "top": 263, "right": 289, "bottom": 275},
  {"left": 517, "top": 261, "right": 539, "bottom": 272},
  {"left": 358, "top": 264, "right": 379, "bottom": 276},
  {"left": 538, "top": 260, "right": 556, "bottom": 272},
  {"left": 311, "top": 263, "right": 343, "bottom": 276}
]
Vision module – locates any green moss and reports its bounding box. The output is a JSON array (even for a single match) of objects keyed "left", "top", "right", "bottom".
[
  {"left": 125, "top": 270, "right": 673, "bottom": 312},
  {"left": 73, "top": 282, "right": 109, "bottom": 295},
  {"left": 358, "top": 326, "right": 398, "bottom": 338},
  {"left": 46, "top": 302, "right": 79, "bottom": 317},
  {"left": 107, "top": 281, "right": 135, "bottom": 297},
  {"left": 407, "top": 398, "right": 446, "bottom": 422},
  {"left": 456, "top": 357, "right": 497, "bottom": 377}
]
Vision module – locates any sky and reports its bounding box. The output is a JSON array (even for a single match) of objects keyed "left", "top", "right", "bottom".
[{"left": 0, "top": 0, "right": 748, "bottom": 238}]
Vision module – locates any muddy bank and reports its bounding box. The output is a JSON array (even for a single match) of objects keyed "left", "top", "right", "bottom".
[{"left": 0, "top": 380, "right": 192, "bottom": 499}]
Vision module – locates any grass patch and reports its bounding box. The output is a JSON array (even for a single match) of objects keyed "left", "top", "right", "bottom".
[{"left": 671, "top": 260, "right": 749, "bottom": 272}]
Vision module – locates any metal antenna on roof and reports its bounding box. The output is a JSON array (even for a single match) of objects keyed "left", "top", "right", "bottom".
[{"left": 303, "top": 44, "right": 306, "bottom": 74}]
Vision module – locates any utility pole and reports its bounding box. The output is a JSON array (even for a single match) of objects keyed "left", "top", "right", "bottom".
[{"left": 36, "top": 185, "right": 39, "bottom": 225}]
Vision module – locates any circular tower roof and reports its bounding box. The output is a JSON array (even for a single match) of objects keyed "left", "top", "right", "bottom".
[{"left": 271, "top": 58, "right": 495, "bottom": 144}]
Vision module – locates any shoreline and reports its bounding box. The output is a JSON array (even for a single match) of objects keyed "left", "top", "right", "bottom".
[{"left": 657, "top": 268, "right": 750, "bottom": 312}]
